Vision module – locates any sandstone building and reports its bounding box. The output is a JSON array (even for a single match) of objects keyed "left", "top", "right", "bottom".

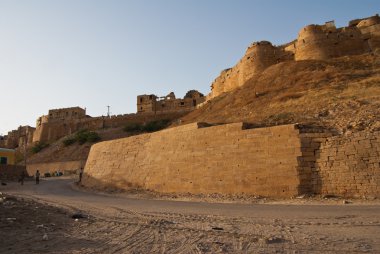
[
  {"left": 1, "top": 90, "right": 203, "bottom": 148},
  {"left": 0, "top": 126, "right": 35, "bottom": 149},
  {"left": 209, "top": 14, "right": 380, "bottom": 99},
  {"left": 137, "top": 90, "right": 205, "bottom": 114},
  {"left": 0, "top": 148, "right": 16, "bottom": 165}
]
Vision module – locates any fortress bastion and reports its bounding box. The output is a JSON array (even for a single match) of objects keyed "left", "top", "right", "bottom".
[{"left": 208, "top": 14, "right": 380, "bottom": 100}]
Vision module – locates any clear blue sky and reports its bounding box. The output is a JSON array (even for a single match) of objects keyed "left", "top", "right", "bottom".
[{"left": 0, "top": 0, "right": 378, "bottom": 135}]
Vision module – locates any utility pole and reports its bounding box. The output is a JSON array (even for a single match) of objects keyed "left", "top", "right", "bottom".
[
  {"left": 107, "top": 105, "right": 110, "bottom": 117},
  {"left": 24, "top": 128, "right": 28, "bottom": 167}
]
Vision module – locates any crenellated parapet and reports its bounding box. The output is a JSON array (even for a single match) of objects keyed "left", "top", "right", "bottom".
[
  {"left": 30, "top": 90, "right": 204, "bottom": 144},
  {"left": 208, "top": 14, "right": 380, "bottom": 100},
  {"left": 0, "top": 126, "right": 35, "bottom": 149},
  {"left": 137, "top": 90, "right": 205, "bottom": 114},
  {"left": 210, "top": 40, "right": 296, "bottom": 98}
]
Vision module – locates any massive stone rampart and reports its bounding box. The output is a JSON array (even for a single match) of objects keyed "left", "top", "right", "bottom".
[
  {"left": 83, "top": 123, "right": 380, "bottom": 198},
  {"left": 83, "top": 123, "right": 303, "bottom": 197},
  {"left": 300, "top": 130, "right": 380, "bottom": 197},
  {"left": 32, "top": 111, "right": 185, "bottom": 144}
]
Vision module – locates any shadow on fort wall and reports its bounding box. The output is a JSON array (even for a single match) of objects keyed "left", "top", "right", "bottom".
[
  {"left": 81, "top": 173, "right": 145, "bottom": 194},
  {"left": 296, "top": 125, "right": 338, "bottom": 196},
  {"left": 0, "top": 165, "right": 29, "bottom": 182}
]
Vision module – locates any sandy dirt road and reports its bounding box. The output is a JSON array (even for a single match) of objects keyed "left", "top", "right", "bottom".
[{"left": 1, "top": 177, "right": 380, "bottom": 253}]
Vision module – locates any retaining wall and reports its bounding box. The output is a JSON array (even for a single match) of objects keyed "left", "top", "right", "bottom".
[
  {"left": 83, "top": 123, "right": 380, "bottom": 198},
  {"left": 303, "top": 131, "right": 380, "bottom": 197},
  {"left": 83, "top": 123, "right": 303, "bottom": 197},
  {"left": 0, "top": 165, "right": 28, "bottom": 181}
]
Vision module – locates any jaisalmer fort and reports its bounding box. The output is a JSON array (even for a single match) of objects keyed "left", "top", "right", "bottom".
[{"left": 1, "top": 9, "right": 380, "bottom": 254}]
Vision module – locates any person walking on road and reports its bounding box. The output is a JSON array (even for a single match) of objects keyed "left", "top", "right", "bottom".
[
  {"left": 35, "top": 170, "right": 40, "bottom": 185},
  {"left": 19, "top": 171, "right": 26, "bottom": 185},
  {"left": 79, "top": 167, "right": 84, "bottom": 183}
]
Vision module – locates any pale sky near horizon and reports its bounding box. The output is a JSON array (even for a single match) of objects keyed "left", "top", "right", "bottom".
[{"left": 0, "top": 0, "right": 378, "bottom": 135}]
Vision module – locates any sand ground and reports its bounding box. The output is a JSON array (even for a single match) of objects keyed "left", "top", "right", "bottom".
[{"left": 1, "top": 177, "right": 380, "bottom": 253}]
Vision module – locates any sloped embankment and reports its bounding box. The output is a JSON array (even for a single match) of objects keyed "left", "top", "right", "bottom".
[{"left": 182, "top": 54, "right": 380, "bottom": 134}]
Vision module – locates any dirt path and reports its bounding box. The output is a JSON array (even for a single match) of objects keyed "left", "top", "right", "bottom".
[{"left": 1, "top": 178, "right": 380, "bottom": 253}]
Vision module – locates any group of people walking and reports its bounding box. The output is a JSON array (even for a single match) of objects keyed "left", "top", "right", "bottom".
[
  {"left": 19, "top": 170, "right": 40, "bottom": 185},
  {"left": 19, "top": 167, "right": 83, "bottom": 185}
]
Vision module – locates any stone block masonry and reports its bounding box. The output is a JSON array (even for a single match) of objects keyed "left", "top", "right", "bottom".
[
  {"left": 83, "top": 123, "right": 380, "bottom": 198},
  {"left": 0, "top": 165, "right": 28, "bottom": 181},
  {"left": 83, "top": 123, "right": 303, "bottom": 197},
  {"left": 303, "top": 130, "right": 380, "bottom": 198}
]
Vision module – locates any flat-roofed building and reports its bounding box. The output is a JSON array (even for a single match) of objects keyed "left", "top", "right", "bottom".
[{"left": 0, "top": 148, "right": 16, "bottom": 165}]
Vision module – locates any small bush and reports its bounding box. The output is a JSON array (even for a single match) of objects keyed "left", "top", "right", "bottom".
[
  {"left": 63, "top": 137, "right": 76, "bottom": 146},
  {"left": 75, "top": 130, "right": 89, "bottom": 145},
  {"left": 123, "top": 120, "right": 170, "bottom": 133},
  {"left": 123, "top": 122, "right": 143, "bottom": 132},
  {"left": 31, "top": 142, "right": 49, "bottom": 153},
  {"left": 143, "top": 119, "right": 170, "bottom": 132},
  {"left": 86, "top": 131, "right": 101, "bottom": 143},
  {"left": 62, "top": 130, "right": 101, "bottom": 146}
]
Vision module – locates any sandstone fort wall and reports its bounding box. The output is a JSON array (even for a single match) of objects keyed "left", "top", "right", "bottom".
[
  {"left": 305, "top": 131, "right": 380, "bottom": 197},
  {"left": 83, "top": 123, "right": 303, "bottom": 197},
  {"left": 83, "top": 123, "right": 380, "bottom": 198},
  {"left": 0, "top": 165, "right": 28, "bottom": 180},
  {"left": 32, "top": 111, "right": 185, "bottom": 144},
  {"left": 209, "top": 14, "right": 380, "bottom": 99}
]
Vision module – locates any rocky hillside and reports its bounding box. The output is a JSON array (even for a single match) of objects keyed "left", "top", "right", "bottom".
[
  {"left": 181, "top": 53, "right": 380, "bottom": 134},
  {"left": 26, "top": 53, "right": 380, "bottom": 164},
  {"left": 26, "top": 127, "right": 133, "bottom": 164}
]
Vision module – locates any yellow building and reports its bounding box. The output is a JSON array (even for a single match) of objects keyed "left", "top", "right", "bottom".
[{"left": 0, "top": 148, "right": 16, "bottom": 165}]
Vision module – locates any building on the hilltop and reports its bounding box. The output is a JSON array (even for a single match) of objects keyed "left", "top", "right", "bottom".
[
  {"left": 0, "top": 126, "right": 35, "bottom": 149},
  {"left": 0, "top": 148, "right": 16, "bottom": 165},
  {"left": 33, "top": 106, "right": 90, "bottom": 143},
  {"left": 209, "top": 14, "right": 380, "bottom": 99},
  {"left": 47, "top": 107, "right": 87, "bottom": 122},
  {"left": 137, "top": 90, "right": 205, "bottom": 114},
  {"left": 31, "top": 90, "right": 203, "bottom": 144}
]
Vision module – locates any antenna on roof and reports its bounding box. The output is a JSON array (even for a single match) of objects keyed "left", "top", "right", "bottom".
[{"left": 107, "top": 105, "right": 110, "bottom": 117}]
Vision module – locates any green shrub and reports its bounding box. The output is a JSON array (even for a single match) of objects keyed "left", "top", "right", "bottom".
[
  {"left": 142, "top": 119, "right": 170, "bottom": 132},
  {"left": 31, "top": 142, "right": 49, "bottom": 153},
  {"left": 63, "top": 137, "right": 76, "bottom": 146},
  {"left": 74, "top": 129, "right": 88, "bottom": 145},
  {"left": 63, "top": 130, "right": 101, "bottom": 146},
  {"left": 123, "top": 120, "right": 171, "bottom": 134},
  {"left": 123, "top": 122, "right": 143, "bottom": 132},
  {"left": 86, "top": 131, "right": 101, "bottom": 143}
]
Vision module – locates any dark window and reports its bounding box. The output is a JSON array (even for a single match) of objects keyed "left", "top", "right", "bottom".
[
  {"left": 193, "top": 99, "right": 196, "bottom": 106},
  {"left": 180, "top": 102, "right": 185, "bottom": 106},
  {"left": 0, "top": 157, "right": 7, "bottom": 165},
  {"left": 140, "top": 106, "right": 143, "bottom": 110},
  {"left": 140, "top": 98, "right": 143, "bottom": 103}
]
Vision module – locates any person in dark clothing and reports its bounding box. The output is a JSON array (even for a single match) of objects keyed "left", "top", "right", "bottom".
[
  {"left": 35, "top": 170, "right": 40, "bottom": 184},
  {"left": 19, "top": 171, "right": 26, "bottom": 185},
  {"left": 79, "top": 167, "right": 84, "bottom": 183}
]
